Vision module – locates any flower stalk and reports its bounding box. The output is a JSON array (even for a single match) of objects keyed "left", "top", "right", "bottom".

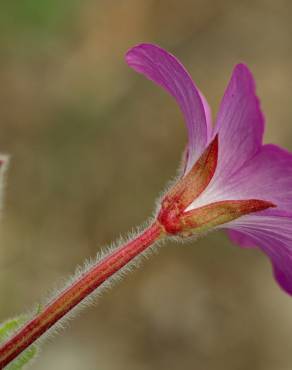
[{"left": 0, "top": 222, "right": 164, "bottom": 369}]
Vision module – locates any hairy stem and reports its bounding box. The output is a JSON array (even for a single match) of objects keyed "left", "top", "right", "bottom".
[{"left": 0, "top": 221, "right": 164, "bottom": 369}]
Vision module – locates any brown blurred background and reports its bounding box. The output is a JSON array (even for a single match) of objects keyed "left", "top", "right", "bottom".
[{"left": 0, "top": 1, "right": 292, "bottom": 369}]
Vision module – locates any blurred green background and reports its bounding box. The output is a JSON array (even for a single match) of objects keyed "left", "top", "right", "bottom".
[{"left": 0, "top": 1, "right": 292, "bottom": 369}]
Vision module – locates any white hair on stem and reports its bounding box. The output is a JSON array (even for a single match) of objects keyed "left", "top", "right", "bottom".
[
  {"left": 23, "top": 217, "right": 167, "bottom": 348},
  {"left": 1, "top": 163, "right": 199, "bottom": 362}
]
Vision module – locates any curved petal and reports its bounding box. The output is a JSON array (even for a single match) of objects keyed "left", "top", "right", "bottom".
[
  {"left": 227, "top": 229, "right": 257, "bottom": 248},
  {"left": 126, "top": 43, "right": 209, "bottom": 171},
  {"left": 223, "top": 213, "right": 292, "bottom": 295},
  {"left": 198, "top": 90, "right": 212, "bottom": 139},
  {"left": 188, "top": 143, "right": 292, "bottom": 211},
  {"left": 214, "top": 63, "right": 264, "bottom": 180},
  {"left": 222, "top": 144, "right": 292, "bottom": 209}
]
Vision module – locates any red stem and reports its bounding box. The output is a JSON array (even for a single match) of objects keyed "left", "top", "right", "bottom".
[{"left": 0, "top": 222, "right": 164, "bottom": 369}]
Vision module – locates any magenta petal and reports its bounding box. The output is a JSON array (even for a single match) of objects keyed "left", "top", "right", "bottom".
[
  {"left": 223, "top": 144, "right": 292, "bottom": 211},
  {"left": 227, "top": 229, "right": 257, "bottom": 248},
  {"left": 126, "top": 43, "right": 209, "bottom": 171},
  {"left": 272, "top": 254, "right": 292, "bottom": 296},
  {"left": 190, "top": 141, "right": 292, "bottom": 211},
  {"left": 224, "top": 214, "right": 292, "bottom": 295},
  {"left": 198, "top": 90, "right": 212, "bottom": 140},
  {"left": 214, "top": 64, "right": 264, "bottom": 179}
]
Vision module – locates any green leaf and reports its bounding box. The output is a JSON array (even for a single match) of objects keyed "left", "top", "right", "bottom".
[
  {"left": 5, "top": 346, "right": 37, "bottom": 370},
  {"left": 0, "top": 315, "right": 38, "bottom": 369}
]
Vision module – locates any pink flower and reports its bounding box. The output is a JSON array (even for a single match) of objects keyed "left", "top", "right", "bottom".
[{"left": 126, "top": 43, "right": 292, "bottom": 295}]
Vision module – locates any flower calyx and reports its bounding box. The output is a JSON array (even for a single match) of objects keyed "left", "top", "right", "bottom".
[
  {"left": 158, "top": 135, "right": 218, "bottom": 235},
  {"left": 157, "top": 135, "right": 275, "bottom": 237}
]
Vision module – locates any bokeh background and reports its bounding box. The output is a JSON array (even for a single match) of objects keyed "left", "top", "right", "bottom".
[{"left": 0, "top": 1, "right": 292, "bottom": 369}]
